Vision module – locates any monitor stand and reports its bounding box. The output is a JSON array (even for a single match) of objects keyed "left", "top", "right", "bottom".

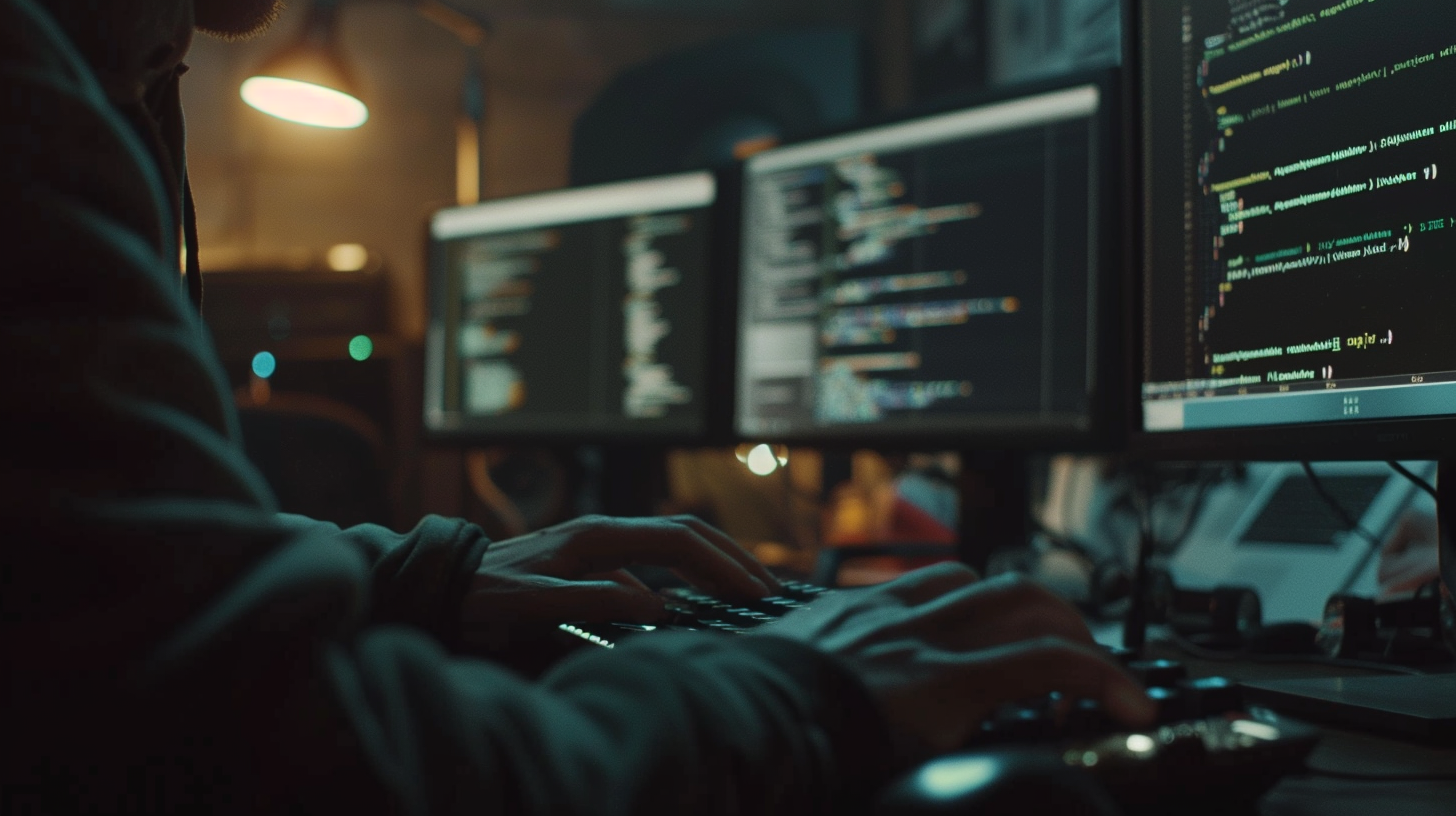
[
  {"left": 955, "top": 451, "right": 1031, "bottom": 576},
  {"left": 1238, "top": 459, "right": 1456, "bottom": 745},
  {"left": 598, "top": 445, "right": 668, "bottom": 518}
]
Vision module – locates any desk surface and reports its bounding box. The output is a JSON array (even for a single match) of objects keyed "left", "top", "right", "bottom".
[
  {"left": 1265, "top": 730, "right": 1456, "bottom": 816},
  {"left": 1131, "top": 635, "right": 1456, "bottom": 816}
]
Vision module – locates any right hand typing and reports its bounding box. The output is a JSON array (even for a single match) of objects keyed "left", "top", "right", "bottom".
[{"left": 752, "top": 563, "right": 1157, "bottom": 763}]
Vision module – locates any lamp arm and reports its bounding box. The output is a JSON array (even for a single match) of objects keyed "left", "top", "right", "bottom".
[{"left": 410, "top": 0, "right": 492, "bottom": 46}]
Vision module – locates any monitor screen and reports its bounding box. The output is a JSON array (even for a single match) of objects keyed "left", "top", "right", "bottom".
[
  {"left": 735, "top": 83, "right": 1109, "bottom": 442},
  {"left": 425, "top": 172, "right": 715, "bottom": 440},
  {"left": 1140, "top": 1, "right": 1456, "bottom": 436}
]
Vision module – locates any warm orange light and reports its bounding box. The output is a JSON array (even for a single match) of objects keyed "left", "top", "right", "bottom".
[
  {"left": 241, "top": 76, "right": 368, "bottom": 129},
  {"left": 249, "top": 374, "right": 272, "bottom": 405},
  {"left": 327, "top": 243, "right": 369, "bottom": 271},
  {"left": 732, "top": 135, "right": 781, "bottom": 161}
]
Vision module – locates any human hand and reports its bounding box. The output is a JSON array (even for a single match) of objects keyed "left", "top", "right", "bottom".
[
  {"left": 752, "top": 563, "right": 1156, "bottom": 762},
  {"left": 461, "top": 514, "right": 782, "bottom": 629}
]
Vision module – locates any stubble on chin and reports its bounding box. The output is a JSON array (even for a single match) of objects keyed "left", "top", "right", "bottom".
[{"left": 194, "top": 0, "right": 286, "bottom": 40}]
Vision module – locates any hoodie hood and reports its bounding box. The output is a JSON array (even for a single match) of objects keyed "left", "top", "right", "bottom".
[
  {"left": 36, "top": 0, "right": 203, "bottom": 315},
  {"left": 115, "top": 60, "right": 204, "bottom": 317}
]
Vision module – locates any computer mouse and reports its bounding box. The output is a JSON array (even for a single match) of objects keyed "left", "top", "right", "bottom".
[
  {"left": 877, "top": 750, "right": 1123, "bottom": 816},
  {"left": 1242, "top": 622, "right": 1321, "bottom": 655}
]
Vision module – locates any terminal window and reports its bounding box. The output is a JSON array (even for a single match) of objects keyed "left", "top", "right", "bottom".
[
  {"left": 737, "top": 86, "right": 1104, "bottom": 439},
  {"left": 427, "top": 174, "right": 712, "bottom": 437},
  {"left": 1142, "top": 1, "right": 1456, "bottom": 432}
]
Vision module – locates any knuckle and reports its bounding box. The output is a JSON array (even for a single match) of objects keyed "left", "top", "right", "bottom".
[
  {"left": 1031, "top": 634, "right": 1074, "bottom": 654},
  {"left": 997, "top": 573, "right": 1053, "bottom": 603},
  {"left": 922, "top": 561, "right": 977, "bottom": 580},
  {"left": 993, "top": 571, "right": 1030, "bottom": 589},
  {"left": 1010, "top": 608, "right": 1059, "bottom": 641}
]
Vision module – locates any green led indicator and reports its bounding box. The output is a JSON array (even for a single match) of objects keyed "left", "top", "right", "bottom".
[{"left": 349, "top": 335, "right": 374, "bottom": 362}]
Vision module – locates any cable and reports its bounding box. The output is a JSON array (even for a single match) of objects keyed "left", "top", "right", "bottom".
[
  {"left": 1122, "top": 466, "right": 1157, "bottom": 654},
  {"left": 1299, "top": 462, "right": 1383, "bottom": 547},
  {"left": 1299, "top": 461, "right": 1391, "bottom": 596},
  {"left": 1028, "top": 519, "right": 1098, "bottom": 561},
  {"left": 1159, "top": 629, "right": 1429, "bottom": 676},
  {"left": 1303, "top": 767, "right": 1456, "bottom": 782},
  {"left": 1162, "top": 475, "right": 1216, "bottom": 550},
  {"left": 1388, "top": 461, "right": 1439, "bottom": 501}
]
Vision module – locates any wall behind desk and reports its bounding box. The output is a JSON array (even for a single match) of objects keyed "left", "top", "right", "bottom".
[{"left": 180, "top": 4, "right": 753, "bottom": 344}]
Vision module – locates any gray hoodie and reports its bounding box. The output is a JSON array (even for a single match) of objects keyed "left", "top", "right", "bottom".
[{"left": 0, "top": 1, "right": 897, "bottom": 812}]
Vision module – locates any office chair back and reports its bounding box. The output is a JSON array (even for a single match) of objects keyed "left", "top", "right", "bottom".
[{"left": 235, "top": 392, "right": 393, "bottom": 530}]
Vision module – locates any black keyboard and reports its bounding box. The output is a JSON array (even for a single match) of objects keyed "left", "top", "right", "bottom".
[
  {"left": 556, "top": 583, "right": 1321, "bottom": 813},
  {"left": 555, "top": 579, "right": 831, "bottom": 647}
]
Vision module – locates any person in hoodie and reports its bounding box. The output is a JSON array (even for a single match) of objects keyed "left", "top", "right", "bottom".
[{"left": 0, "top": 0, "right": 1156, "bottom": 813}]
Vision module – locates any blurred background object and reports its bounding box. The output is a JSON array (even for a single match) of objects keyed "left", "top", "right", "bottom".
[
  {"left": 179, "top": 0, "right": 1443, "bottom": 646},
  {"left": 193, "top": 0, "right": 1116, "bottom": 547},
  {"left": 569, "top": 28, "right": 866, "bottom": 185},
  {"left": 986, "top": 0, "right": 1119, "bottom": 86}
]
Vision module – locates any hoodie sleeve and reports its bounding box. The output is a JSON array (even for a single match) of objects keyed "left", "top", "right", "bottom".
[
  {"left": 0, "top": 2, "right": 903, "bottom": 814},
  {"left": 276, "top": 513, "right": 492, "bottom": 643}
]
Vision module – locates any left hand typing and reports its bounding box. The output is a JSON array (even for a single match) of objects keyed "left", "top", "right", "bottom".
[{"left": 460, "top": 514, "right": 783, "bottom": 628}]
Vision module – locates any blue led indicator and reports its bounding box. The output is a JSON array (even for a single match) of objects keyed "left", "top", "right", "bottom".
[{"left": 251, "top": 351, "right": 277, "bottom": 379}]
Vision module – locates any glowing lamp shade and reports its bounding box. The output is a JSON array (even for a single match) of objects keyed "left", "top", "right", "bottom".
[
  {"left": 242, "top": 76, "right": 368, "bottom": 129},
  {"left": 241, "top": 2, "right": 367, "bottom": 131}
]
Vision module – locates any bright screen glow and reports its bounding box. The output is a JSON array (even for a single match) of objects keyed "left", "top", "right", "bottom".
[
  {"left": 241, "top": 76, "right": 368, "bottom": 129},
  {"left": 735, "top": 84, "right": 1103, "bottom": 441}
]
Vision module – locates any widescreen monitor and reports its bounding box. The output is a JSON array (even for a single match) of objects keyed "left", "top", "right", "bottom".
[
  {"left": 425, "top": 172, "right": 717, "bottom": 441},
  {"left": 1136, "top": 0, "right": 1456, "bottom": 691},
  {"left": 735, "top": 78, "right": 1121, "bottom": 446},
  {"left": 1138, "top": 0, "right": 1456, "bottom": 459}
]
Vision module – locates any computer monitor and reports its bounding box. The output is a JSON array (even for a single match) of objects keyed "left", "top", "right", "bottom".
[
  {"left": 424, "top": 172, "right": 721, "bottom": 442},
  {"left": 1134, "top": 0, "right": 1456, "bottom": 735},
  {"left": 734, "top": 76, "right": 1124, "bottom": 447},
  {"left": 1136, "top": 0, "right": 1456, "bottom": 460}
]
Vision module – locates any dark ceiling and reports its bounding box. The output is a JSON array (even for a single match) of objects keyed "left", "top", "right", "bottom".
[{"left": 440, "top": 0, "right": 872, "bottom": 25}]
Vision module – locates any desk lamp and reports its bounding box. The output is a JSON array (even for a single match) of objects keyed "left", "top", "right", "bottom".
[{"left": 242, "top": 0, "right": 491, "bottom": 203}]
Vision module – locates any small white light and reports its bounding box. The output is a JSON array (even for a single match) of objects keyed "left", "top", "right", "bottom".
[
  {"left": 241, "top": 76, "right": 368, "bottom": 129},
  {"left": 918, "top": 757, "right": 998, "bottom": 799},
  {"left": 1125, "top": 734, "right": 1156, "bottom": 754},
  {"left": 1230, "top": 720, "right": 1280, "bottom": 741},
  {"left": 328, "top": 243, "right": 369, "bottom": 271},
  {"left": 746, "top": 443, "right": 779, "bottom": 476}
]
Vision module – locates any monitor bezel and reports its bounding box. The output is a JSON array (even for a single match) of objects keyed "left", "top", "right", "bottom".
[
  {"left": 421, "top": 168, "right": 742, "bottom": 447},
  {"left": 1125, "top": 0, "right": 1456, "bottom": 462},
  {"left": 731, "top": 69, "right": 1133, "bottom": 452}
]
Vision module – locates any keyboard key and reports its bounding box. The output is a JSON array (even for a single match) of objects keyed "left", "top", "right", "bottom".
[
  {"left": 1146, "top": 686, "right": 1186, "bottom": 724},
  {"left": 1176, "top": 676, "right": 1241, "bottom": 716},
  {"left": 981, "top": 707, "right": 1063, "bottom": 742},
  {"left": 1103, "top": 646, "right": 1139, "bottom": 666},
  {"left": 1062, "top": 699, "right": 1120, "bottom": 737},
  {"left": 1127, "top": 659, "right": 1188, "bottom": 687}
]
